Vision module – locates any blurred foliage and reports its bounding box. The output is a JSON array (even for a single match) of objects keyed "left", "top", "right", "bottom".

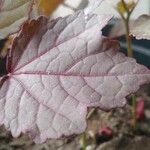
[
  {"left": 38, "top": 0, "right": 64, "bottom": 16},
  {"left": 0, "top": 36, "right": 14, "bottom": 58}
]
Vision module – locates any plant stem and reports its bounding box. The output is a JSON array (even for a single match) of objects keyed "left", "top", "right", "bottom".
[
  {"left": 124, "top": 18, "right": 137, "bottom": 129},
  {"left": 120, "top": 1, "right": 137, "bottom": 129},
  {"left": 124, "top": 18, "right": 133, "bottom": 57},
  {"left": 87, "top": 108, "right": 96, "bottom": 119},
  {"left": 124, "top": 16, "right": 137, "bottom": 130},
  {"left": 81, "top": 133, "right": 87, "bottom": 150}
]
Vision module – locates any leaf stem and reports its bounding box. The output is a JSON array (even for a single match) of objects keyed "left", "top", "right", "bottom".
[
  {"left": 81, "top": 133, "right": 87, "bottom": 150},
  {"left": 119, "top": 0, "right": 137, "bottom": 130},
  {"left": 87, "top": 108, "right": 96, "bottom": 119},
  {"left": 124, "top": 17, "right": 133, "bottom": 57}
]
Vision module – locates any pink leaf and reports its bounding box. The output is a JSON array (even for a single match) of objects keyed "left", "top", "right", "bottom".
[{"left": 0, "top": 10, "right": 150, "bottom": 143}]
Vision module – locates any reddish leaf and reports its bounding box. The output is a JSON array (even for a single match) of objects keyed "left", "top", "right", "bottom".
[
  {"left": 0, "top": 10, "right": 149, "bottom": 143},
  {"left": 136, "top": 98, "right": 145, "bottom": 121}
]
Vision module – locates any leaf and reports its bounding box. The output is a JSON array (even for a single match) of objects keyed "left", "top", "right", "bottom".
[
  {"left": 0, "top": 0, "right": 33, "bottom": 40},
  {"left": 0, "top": 10, "right": 150, "bottom": 144},
  {"left": 131, "top": 15, "right": 150, "bottom": 40}
]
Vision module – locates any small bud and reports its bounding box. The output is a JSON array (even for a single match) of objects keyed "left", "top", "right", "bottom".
[
  {"left": 117, "top": 0, "right": 137, "bottom": 14},
  {"left": 99, "top": 127, "right": 113, "bottom": 138},
  {"left": 136, "top": 97, "right": 145, "bottom": 121}
]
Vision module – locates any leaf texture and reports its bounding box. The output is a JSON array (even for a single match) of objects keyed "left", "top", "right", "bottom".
[
  {"left": 131, "top": 15, "right": 150, "bottom": 40},
  {"left": 0, "top": 0, "right": 33, "bottom": 39},
  {"left": 0, "top": 11, "right": 150, "bottom": 143}
]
